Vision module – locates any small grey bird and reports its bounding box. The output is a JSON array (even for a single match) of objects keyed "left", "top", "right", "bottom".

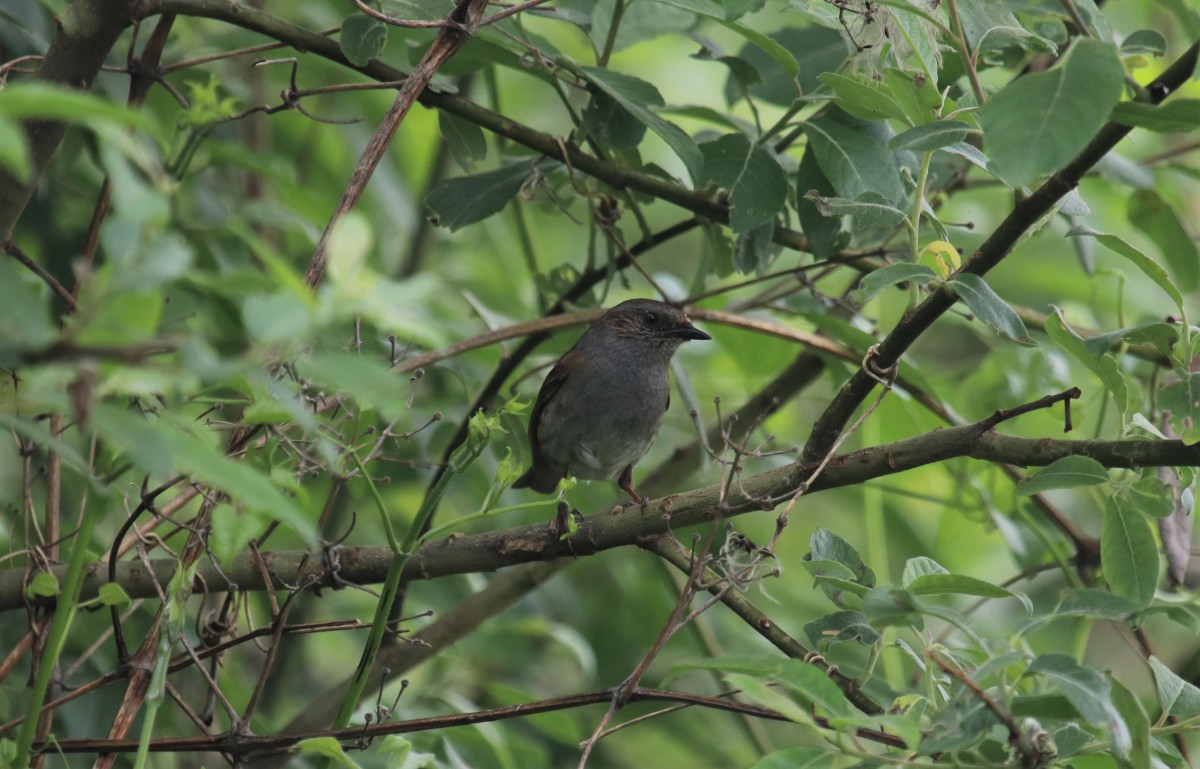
[{"left": 513, "top": 299, "right": 711, "bottom": 503}]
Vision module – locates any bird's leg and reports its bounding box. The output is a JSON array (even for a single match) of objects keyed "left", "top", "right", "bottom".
[
  {"left": 617, "top": 465, "right": 648, "bottom": 508},
  {"left": 550, "top": 500, "right": 572, "bottom": 539}
]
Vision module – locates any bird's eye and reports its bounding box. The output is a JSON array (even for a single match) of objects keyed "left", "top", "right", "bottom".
[{"left": 644, "top": 311, "right": 659, "bottom": 324}]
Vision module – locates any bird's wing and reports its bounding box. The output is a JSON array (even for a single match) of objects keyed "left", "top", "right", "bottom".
[{"left": 527, "top": 352, "right": 572, "bottom": 461}]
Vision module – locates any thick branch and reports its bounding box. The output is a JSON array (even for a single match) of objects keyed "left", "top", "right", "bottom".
[{"left": 7, "top": 428, "right": 1196, "bottom": 611}]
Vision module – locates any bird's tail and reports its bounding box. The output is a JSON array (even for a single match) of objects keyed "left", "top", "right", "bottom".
[{"left": 512, "top": 467, "right": 561, "bottom": 494}]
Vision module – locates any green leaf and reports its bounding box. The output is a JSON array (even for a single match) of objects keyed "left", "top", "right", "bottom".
[
  {"left": 717, "top": 19, "right": 800, "bottom": 79},
  {"left": 802, "top": 560, "right": 870, "bottom": 606},
  {"left": 857, "top": 263, "right": 939, "bottom": 302},
  {"left": 819, "top": 72, "right": 910, "bottom": 124},
  {"left": 438, "top": 112, "right": 488, "bottom": 172},
  {"left": 0, "top": 82, "right": 159, "bottom": 139},
  {"left": 1120, "top": 29, "right": 1168, "bottom": 56},
  {"left": 379, "top": 0, "right": 444, "bottom": 22},
  {"left": 98, "top": 582, "right": 132, "bottom": 608},
  {"left": 1108, "top": 676, "right": 1151, "bottom": 768},
  {"left": 879, "top": 68, "right": 943, "bottom": 127},
  {"left": 209, "top": 503, "right": 267, "bottom": 570},
  {"left": 1054, "top": 588, "right": 1140, "bottom": 619},
  {"left": 1159, "top": 372, "right": 1200, "bottom": 445},
  {"left": 1082, "top": 322, "right": 1178, "bottom": 358},
  {"left": 27, "top": 572, "right": 60, "bottom": 599},
  {"left": 582, "top": 91, "right": 647, "bottom": 151},
  {"left": 981, "top": 39, "right": 1123, "bottom": 188},
  {"left": 241, "top": 290, "right": 312, "bottom": 347},
  {"left": 748, "top": 746, "right": 842, "bottom": 769},
  {"left": 1015, "top": 456, "right": 1109, "bottom": 495},
  {"left": 806, "top": 529, "right": 876, "bottom": 588},
  {"left": 947, "top": 273, "right": 1033, "bottom": 344},
  {"left": 590, "top": 0, "right": 693, "bottom": 54},
  {"left": 0, "top": 412, "right": 97, "bottom": 483},
  {"left": 340, "top": 13, "right": 386, "bottom": 68},
  {"left": 0, "top": 255, "right": 57, "bottom": 362},
  {"left": 888, "top": 4, "right": 940, "bottom": 87},
  {"left": 803, "top": 108, "right": 905, "bottom": 204},
  {"left": 424, "top": 162, "right": 532, "bottom": 231},
  {"left": 807, "top": 192, "right": 907, "bottom": 228},
  {"left": 889, "top": 121, "right": 975, "bottom": 152},
  {"left": 1110, "top": 99, "right": 1200, "bottom": 134},
  {"left": 731, "top": 220, "right": 777, "bottom": 275},
  {"left": 1102, "top": 494, "right": 1159, "bottom": 607},
  {"left": 91, "top": 404, "right": 174, "bottom": 478},
  {"left": 94, "top": 407, "right": 316, "bottom": 545},
  {"left": 579, "top": 67, "right": 702, "bottom": 182},
  {"left": 1128, "top": 189, "right": 1200, "bottom": 292},
  {"left": 293, "top": 736, "right": 361, "bottom": 768},
  {"left": 665, "top": 656, "right": 782, "bottom": 686},
  {"left": 1028, "top": 654, "right": 1130, "bottom": 756},
  {"left": 1052, "top": 723, "right": 1092, "bottom": 759},
  {"left": 804, "top": 611, "right": 880, "bottom": 647},
  {"left": 1126, "top": 474, "right": 1176, "bottom": 519},
  {"left": 1149, "top": 656, "right": 1200, "bottom": 718},
  {"left": 1068, "top": 227, "right": 1185, "bottom": 317},
  {"left": 795, "top": 147, "right": 843, "bottom": 259},
  {"left": 771, "top": 659, "right": 859, "bottom": 718},
  {"left": 939, "top": 140, "right": 994, "bottom": 177},
  {"left": 700, "top": 134, "right": 788, "bottom": 233},
  {"left": 0, "top": 115, "right": 30, "bottom": 180},
  {"left": 725, "top": 673, "right": 813, "bottom": 726},
  {"left": 900, "top": 555, "right": 947, "bottom": 583},
  {"left": 298, "top": 351, "right": 413, "bottom": 414},
  {"left": 726, "top": 26, "right": 846, "bottom": 106},
  {"left": 957, "top": 4, "right": 1056, "bottom": 56},
  {"left": 908, "top": 574, "right": 1030, "bottom": 610},
  {"left": 375, "top": 735, "right": 413, "bottom": 769},
  {"left": 862, "top": 587, "right": 925, "bottom": 631},
  {"left": 902, "top": 556, "right": 1030, "bottom": 611},
  {"left": 339, "top": 14, "right": 388, "bottom": 67},
  {"left": 166, "top": 424, "right": 314, "bottom": 541},
  {"left": 1045, "top": 308, "right": 1129, "bottom": 415}
]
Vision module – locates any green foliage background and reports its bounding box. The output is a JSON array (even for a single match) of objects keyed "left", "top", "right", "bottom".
[{"left": 1, "top": 0, "right": 1200, "bottom": 767}]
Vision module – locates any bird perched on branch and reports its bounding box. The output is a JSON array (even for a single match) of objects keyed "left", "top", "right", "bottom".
[{"left": 514, "top": 298, "right": 711, "bottom": 504}]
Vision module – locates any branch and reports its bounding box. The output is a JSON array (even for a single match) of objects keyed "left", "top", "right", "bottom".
[
  {"left": 32, "top": 685, "right": 905, "bottom": 756},
  {"left": 8, "top": 422, "right": 1197, "bottom": 611},
  {"left": 800, "top": 40, "right": 1200, "bottom": 466},
  {"left": 275, "top": 560, "right": 570, "bottom": 737},
  {"left": 132, "top": 0, "right": 814, "bottom": 251},
  {"left": 303, "top": 0, "right": 490, "bottom": 288},
  {"left": 0, "top": 0, "right": 138, "bottom": 239}
]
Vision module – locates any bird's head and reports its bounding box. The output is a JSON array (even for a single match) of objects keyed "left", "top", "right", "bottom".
[{"left": 600, "top": 299, "right": 711, "bottom": 349}]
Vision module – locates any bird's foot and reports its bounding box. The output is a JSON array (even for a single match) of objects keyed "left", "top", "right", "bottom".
[{"left": 550, "top": 501, "right": 582, "bottom": 541}]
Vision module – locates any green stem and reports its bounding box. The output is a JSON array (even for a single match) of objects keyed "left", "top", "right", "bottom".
[
  {"left": 329, "top": 466, "right": 454, "bottom": 733},
  {"left": 860, "top": 414, "right": 900, "bottom": 689},
  {"left": 419, "top": 498, "right": 558, "bottom": 545},
  {"left": 13, "top": 493, "right": 104, "bottom": 766},
  {"left": 945, "top": 0, "right": 986, "bottom": 105},
  {"left": 597, "top": 0, "right": 626, "bottom": 67},
  {"left": 907, "top": 151, "right": 934, "bottom": 305},
  {"left": 329, "top": 426, "right": 493, "bottom": 744},
  {"left": 1015, "top": 502, "right": 1083, "bottom": 589}
]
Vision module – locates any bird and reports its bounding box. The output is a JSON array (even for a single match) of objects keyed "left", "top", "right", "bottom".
[{"left": 513, "top": 298, "right": 711, "bottom": 504}]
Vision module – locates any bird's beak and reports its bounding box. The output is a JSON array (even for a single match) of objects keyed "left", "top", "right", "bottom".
[{"left": 673, "top": 322, "right": 711, "bottom": 342}]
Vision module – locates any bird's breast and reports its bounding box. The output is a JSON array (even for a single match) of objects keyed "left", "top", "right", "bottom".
[{"left": 536, "top": 363, "right": 669, "bottom": 481}]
